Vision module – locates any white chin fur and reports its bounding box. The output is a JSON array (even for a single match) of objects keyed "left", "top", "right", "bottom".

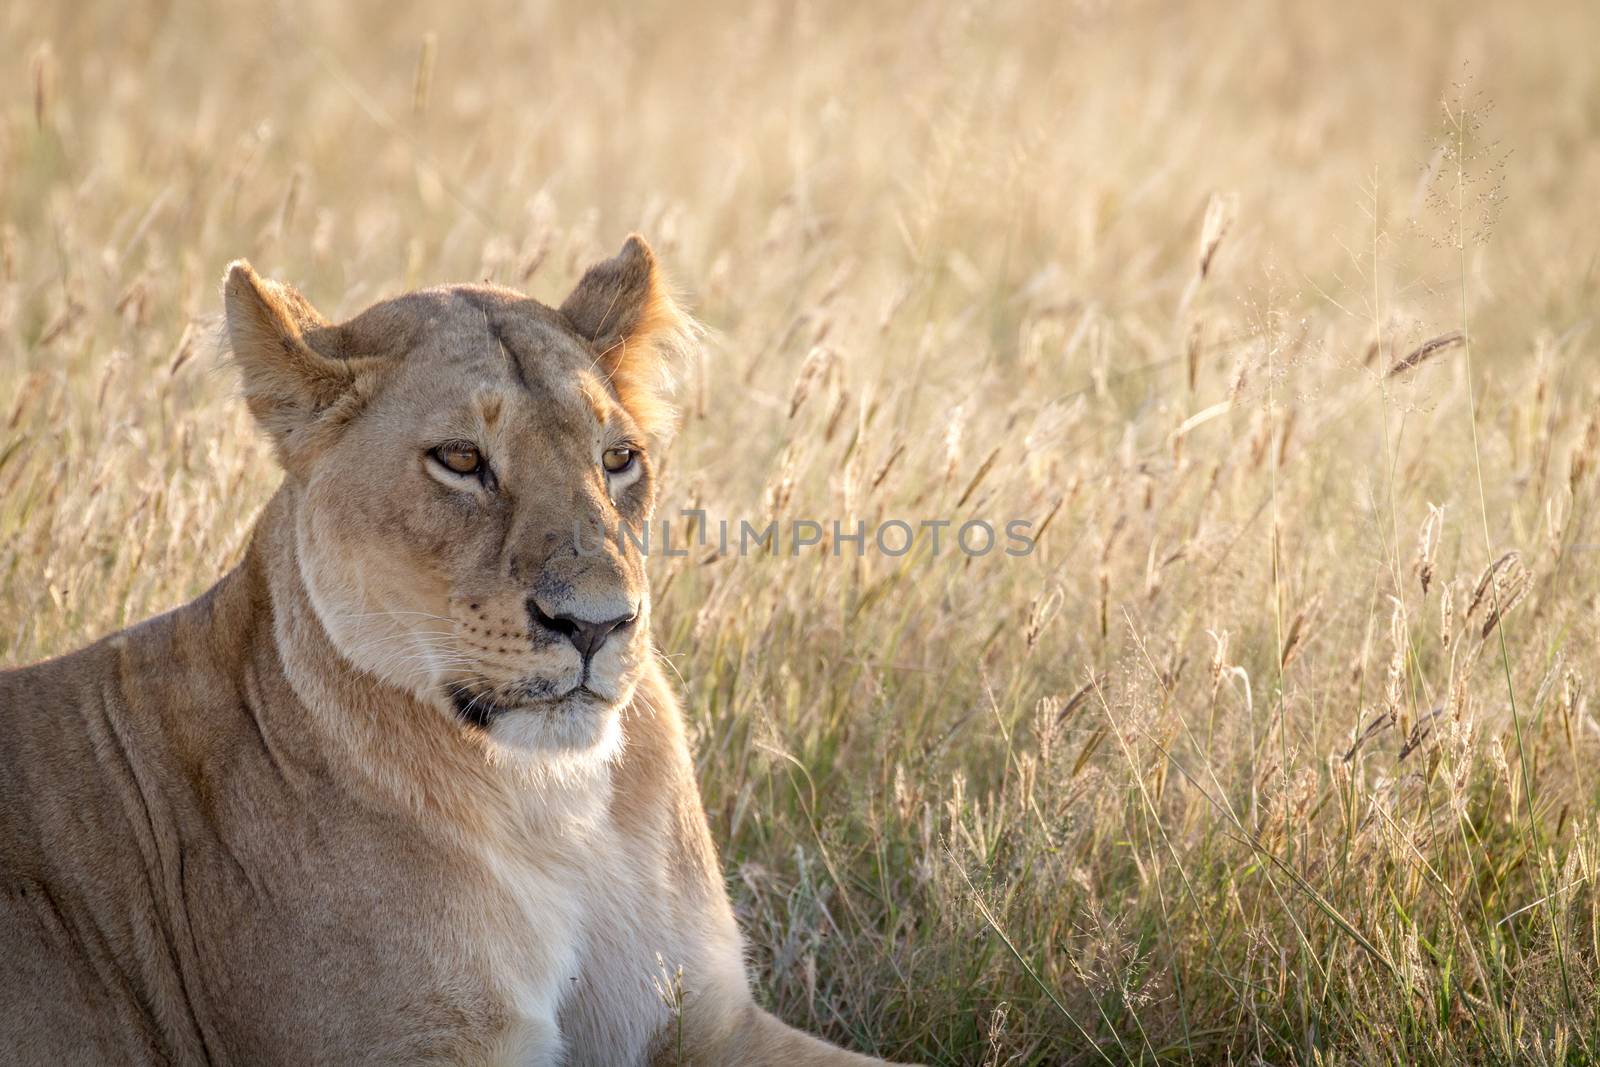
[{"left": 485, "top": 701, "right": 624, "bottom": 761}]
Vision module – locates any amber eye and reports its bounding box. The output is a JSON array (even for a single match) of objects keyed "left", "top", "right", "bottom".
[
  {"left": 602, "top": 447, "right": 636, "bottom": 474},
  {"left": 432, "top": 441, "right": 483, "bottom": 476}
]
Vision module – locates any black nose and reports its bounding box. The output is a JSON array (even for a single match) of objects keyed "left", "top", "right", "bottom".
[{"left": 530, "top": 604, "right": 635, "bottom": 661}]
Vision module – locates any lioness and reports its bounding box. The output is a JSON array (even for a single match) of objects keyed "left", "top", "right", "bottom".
[{"left": 0, "top": 238, "right": 906, "bottom": 1066}]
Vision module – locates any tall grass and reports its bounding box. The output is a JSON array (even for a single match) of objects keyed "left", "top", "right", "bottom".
[{"left": 2, "top": 1, "right": 1598, "bottom": 1062}]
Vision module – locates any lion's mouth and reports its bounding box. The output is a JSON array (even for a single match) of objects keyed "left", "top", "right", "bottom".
[{"left": 446, "top": 682, "right": 605, "bottom": 729}]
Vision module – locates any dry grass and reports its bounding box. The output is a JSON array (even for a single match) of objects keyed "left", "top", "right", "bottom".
[{"left": 4, "top": 1, "right": 1600, "bottom": 1063}]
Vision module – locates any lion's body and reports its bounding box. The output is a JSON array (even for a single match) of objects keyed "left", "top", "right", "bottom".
[
  {"left": 0, "top": 491, "right": 874, "bottom": 1065},
  {"left": 0, "top": 545, "right": 525, "bottom": 1065},
  {"left": 0, "top": 240, "right": 898, "bottom": 1065}
]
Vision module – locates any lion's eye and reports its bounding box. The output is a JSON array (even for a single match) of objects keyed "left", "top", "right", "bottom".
[
  {"left": 602, "top": 447, "right": 635, "bottom": 474},
  {"left": 432, "top": 442, "right": 483, "bottom": 476}
]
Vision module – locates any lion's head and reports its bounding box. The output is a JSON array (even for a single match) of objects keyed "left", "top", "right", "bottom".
[{"left": 223, "top": 237, "right": 692, "bottom": 755}]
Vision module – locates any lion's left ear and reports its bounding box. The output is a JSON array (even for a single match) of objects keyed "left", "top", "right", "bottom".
[
  {"left": 559, "top": 235, "right": 695, "bottom": 440},
  {"left": 223, "top": 260, "right": 378, "bottom": 477}
]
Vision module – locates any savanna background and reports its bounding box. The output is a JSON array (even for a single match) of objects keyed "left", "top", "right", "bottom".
[{"left": 3, "top": 1, "right": 1599, "bottom": 1063}]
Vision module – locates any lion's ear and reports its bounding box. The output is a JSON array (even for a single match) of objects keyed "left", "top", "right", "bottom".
[
  {"left": 559, "top": 235, "right": 696, "bottom": 440},
  {"left": 223, "top": 261, "right": 367, "bottom": 472}
]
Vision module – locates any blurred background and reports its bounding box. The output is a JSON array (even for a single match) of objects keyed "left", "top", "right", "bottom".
[{"left": 4, "top": 1, "right": 1600, "bottom": 1063}]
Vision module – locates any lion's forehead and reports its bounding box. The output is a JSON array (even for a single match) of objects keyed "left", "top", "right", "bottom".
[
  {"left": 375, "top": 291, "right": 608, "bottom": 430},
  {"left": 425, "top": 292, "right": 585, "bottom": 372}
]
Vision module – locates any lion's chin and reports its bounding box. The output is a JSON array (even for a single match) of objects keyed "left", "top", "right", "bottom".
[{"left": 467, "top": 687, "right": 628, "bottom": 759}]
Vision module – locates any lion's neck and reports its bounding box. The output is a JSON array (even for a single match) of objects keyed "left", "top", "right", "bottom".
[{"left": 242, "top": 487, "right": 614, "bottom": 837}]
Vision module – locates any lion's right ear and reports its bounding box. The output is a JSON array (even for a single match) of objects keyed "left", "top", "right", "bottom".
[
  {"left": 559, "top": 236, "right": 697, "bottom": 443},
  {"left": 223, "top": 261, "right": 366, "bottom": 472}
]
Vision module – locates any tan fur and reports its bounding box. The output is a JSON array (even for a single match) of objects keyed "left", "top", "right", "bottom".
[{"left": 0, "top": 238, "right": 909, "bottom": 1066}]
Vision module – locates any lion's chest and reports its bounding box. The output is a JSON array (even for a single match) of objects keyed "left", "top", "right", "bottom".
[{"left": 473, "top": 833, "right": 593, "bottom": 1065}]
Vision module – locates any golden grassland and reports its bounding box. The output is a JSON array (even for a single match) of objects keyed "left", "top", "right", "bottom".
[{"left": 4, "top": 1, "right": 1600, "bottom": 1062}]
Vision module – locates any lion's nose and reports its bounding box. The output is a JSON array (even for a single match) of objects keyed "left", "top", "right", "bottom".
[{"left": 530, "top": 602, "right": 636, "bottom": 661}]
